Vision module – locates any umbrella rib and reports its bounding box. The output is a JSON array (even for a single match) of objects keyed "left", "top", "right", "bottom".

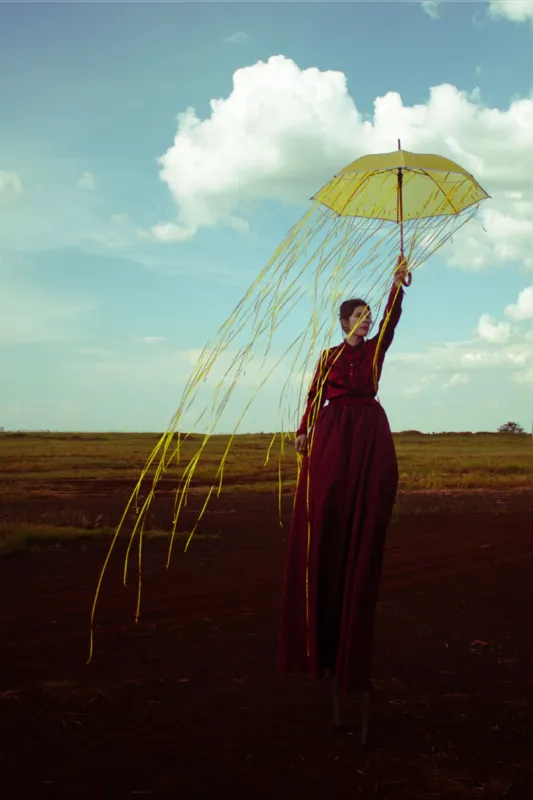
[
  {"left": 332, "top": 171, "right": 385, "bottom": 217},
  {"left": 393, "top": 166, "right": 487, "bottom": 218},
  {"left": 412, "top": 168, "right": 463, "bottom": 215},
  {"left": 330, "top": 166, "right": 471, "bottom": 220}
]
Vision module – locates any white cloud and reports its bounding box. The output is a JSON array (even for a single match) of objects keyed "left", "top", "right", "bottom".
[
  {"left": 0, "top": 170, "right": 23, "bottom": 200},
  {"left": 506, "top": 350, "right": 530, "bottom": 366},
  {"left": 477, "top": 313, "right": 514, "bottom": 343},
  {"left": 226, "top": 31, "right": 249, "bottom": 44},
  {"left": 78, "top": 171, "right": 96, "bottom": 190},
  {"left": 488, "top": 0, "right": 533, "bottom": 22},
  {"left": 475, "top": 66, "right": 483, "bottom": 76},
  {"left": 131, "top": 336, "right": 165, "bottom": 343},
  {"left": 505, "top": 286, "right": 533, "bottom": 321},
  {"left": 420, "top": 1, "right": 441, "bottom": 19},
  {"left": 514, "top": 366, "right": 533, "bottom": 384},
  {"left": 390, "top": 333, "right": 532, "bottom": 386},
  {"left": 443, "top": 372, "right": 470, "bottom": 389},
  {"left": 404, "top": 374, "right": 438, "bottom": 396},
  {"left": 141, "top": 215, "right": 250, "bottom": 242},
  {"left": 140, "top": 221, "right": 196, "bottom": 243},
  {"left": 445, "top": 203, "right": 533, "bottom": 272},
  {"left": 151, "top": 55, "right": 533, "bottom": 274}
]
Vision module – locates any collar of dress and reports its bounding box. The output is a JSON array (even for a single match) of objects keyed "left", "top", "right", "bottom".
[{"left": 342, "top": 338, "right": 364, "bottom": 350}]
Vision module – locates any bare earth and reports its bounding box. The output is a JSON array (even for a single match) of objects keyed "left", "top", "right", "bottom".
[{"left": 1, "top": 488, "right": 533, "bottom": 799}]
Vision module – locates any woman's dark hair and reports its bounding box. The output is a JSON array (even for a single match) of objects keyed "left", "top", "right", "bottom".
[{"left": 339, "top": 298, "right": 371, "bottom": 334}]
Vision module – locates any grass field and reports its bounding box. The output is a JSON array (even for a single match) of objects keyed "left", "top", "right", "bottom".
[
  {"left": 1, "top": 431, "right": 533, "bottom": 797},
  {"left": 1, "top": 430, "right": 531, "bottom": 490},
  {"left": 1, "top": 430, "right": 531, "bottom": 556}
]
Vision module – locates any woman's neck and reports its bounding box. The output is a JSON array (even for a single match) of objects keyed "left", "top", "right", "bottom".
[{"left": 345, "top": 334, "right": 364, "bottom": 347}]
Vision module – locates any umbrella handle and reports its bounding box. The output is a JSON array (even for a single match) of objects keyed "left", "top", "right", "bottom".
[{"left": 396, "top": 254, "right": 412, "bottom": 287}]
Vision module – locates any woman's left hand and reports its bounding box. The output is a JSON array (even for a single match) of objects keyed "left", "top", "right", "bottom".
[{"left": 393, "top": 255, "right": 411, "bottom": 288}]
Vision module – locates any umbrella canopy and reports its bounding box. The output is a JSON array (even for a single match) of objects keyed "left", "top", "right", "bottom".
[{"left": 312, "top": 148, "right": 489, "bottom": 221}]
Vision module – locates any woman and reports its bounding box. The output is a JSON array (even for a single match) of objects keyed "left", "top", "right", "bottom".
[{"left": 278, "top": 258, "right": 409, "bottom": 737}]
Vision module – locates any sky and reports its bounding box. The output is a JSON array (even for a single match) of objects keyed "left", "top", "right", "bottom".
[{"left": 0, "top": 0, "right": 532, "bottom": 435}]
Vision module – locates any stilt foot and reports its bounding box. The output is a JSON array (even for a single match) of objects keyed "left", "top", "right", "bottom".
[
  {"left": 330, "top": 676, "right": 341, "bottom": 728},
  {"left": 359, "top": 690, "right": 370, "bottom": 746}
]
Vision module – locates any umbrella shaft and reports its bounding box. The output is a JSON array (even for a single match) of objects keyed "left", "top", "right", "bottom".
[{"left": 397, "top": 169, "right": 404, "bottom": 255}]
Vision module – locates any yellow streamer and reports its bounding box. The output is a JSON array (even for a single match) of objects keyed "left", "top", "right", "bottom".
[{"left": 87, "top": 164, "right": 486, "bottom": 663}]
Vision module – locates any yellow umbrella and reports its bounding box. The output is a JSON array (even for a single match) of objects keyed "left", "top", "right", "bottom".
[{"left": 313, "top": 140, "right": 490, "bottom": 285}]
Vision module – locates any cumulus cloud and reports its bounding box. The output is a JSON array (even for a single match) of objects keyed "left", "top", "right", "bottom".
[
  {"left": 488, "top": 0, "right": 533, "bottom": 22},
  {"left": 148, "top": 55, "right": 533, "bottom": 274},
  {"left": 225, "top": 31, "right": 249, "bottom": 44},
  {"left": 78, "top": 171, "right": 96, "bottom": 190},
  {"left": 444, "top": 201, "right": 533, "bottom": 272},
  {"left": 443, "top": 372, "right": 470, "bottom": 389},
  {"left": 505, "top": 286, "right": 533, "bottom": 321},
  {"left": 404, "top": 337, "right": 529, "bottom": 369},
  {"left": 391, "top": 283, "right": 532, "bottom": 386},
  {"left": 0, "top": 170, "right": 23, "bottom": 200},
  {"left": 420, "top": 1, "right": 441, "bottom": 19},
  {"left": 393, "top": 339, "right": 532, "bottom": 388},
  {"left": 477, "top": 313, "right": 514, "bottom": 343}
]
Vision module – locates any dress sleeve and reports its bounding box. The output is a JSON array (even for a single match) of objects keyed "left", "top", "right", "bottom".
[
  {"left": 375, "top": 284, "right": 404, "bottom": 354},
  {"left": 296, "top": 350, "right": 329, "bottom": 437}
]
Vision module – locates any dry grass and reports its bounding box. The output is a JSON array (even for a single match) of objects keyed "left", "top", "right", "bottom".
[
  {"left": 1, "top": 431, "right": 531, "bottom": 493},
  {"left": 0, "top": 522, "right": 219, "bottom": 557},
  {"left": 0, "top": 431, "right": 530, "bottom": 555}
]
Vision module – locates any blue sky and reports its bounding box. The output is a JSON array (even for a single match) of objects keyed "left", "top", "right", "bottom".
[{"left": 0, "top": 0, "right": 532, "bottom": 434}]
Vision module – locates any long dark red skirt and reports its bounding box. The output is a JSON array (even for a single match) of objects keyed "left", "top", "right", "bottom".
[{"left": 278, "top": 396, "right": 399, "bottom": 693}]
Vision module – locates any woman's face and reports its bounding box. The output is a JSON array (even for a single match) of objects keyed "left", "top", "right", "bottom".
[{"left": 343, "top": 305, "right": 372, "bottom": 337}]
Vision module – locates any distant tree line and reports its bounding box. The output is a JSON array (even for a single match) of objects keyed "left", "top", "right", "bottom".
[{"left": 497, "top": 421, "right": 525, "bottom": 434}]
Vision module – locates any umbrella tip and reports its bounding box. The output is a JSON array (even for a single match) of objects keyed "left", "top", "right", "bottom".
[{"left": 398, "top": 138, "right": 401, "bottom": 150}]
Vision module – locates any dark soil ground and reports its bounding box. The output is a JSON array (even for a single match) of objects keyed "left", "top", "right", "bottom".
[{"left": 1, "top": 487, "right": 533, "bottom": 799}]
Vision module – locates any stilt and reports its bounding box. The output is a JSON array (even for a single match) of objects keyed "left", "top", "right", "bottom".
[
  {"left": 330, "top": 676, "right": 341, "bottom": 728},
  {"left": 359, "top": 690, "right": 370, "bottom": 746}
]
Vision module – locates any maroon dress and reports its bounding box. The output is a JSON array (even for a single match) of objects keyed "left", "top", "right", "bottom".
[{"left": 278, "top": 284, "right": 404, "bottom": 693}]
